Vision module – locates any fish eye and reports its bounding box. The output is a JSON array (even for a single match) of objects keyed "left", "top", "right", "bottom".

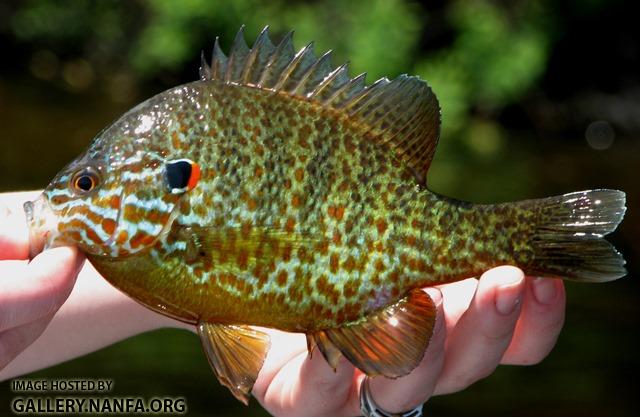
[{"left": 71, "top": 168, "right": 100, "bottom": 194}]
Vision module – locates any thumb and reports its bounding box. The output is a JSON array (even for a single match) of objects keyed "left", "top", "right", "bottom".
[{"left": 0, "top": 246, "right": 85, "bottom": 332}]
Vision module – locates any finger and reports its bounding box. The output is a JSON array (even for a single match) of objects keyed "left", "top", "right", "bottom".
[
  {"left": 0, "top": 246, "right": 84, "bottom": 332},
  {"left": 252, "top": 328, "right": 307, "bottom": 400},
  {"left": 434, "top": 266, "right": 525, "bottom": 395},
  {"left": 260, "top": 342, "right": 356, "bottom": 417},
  {"left": 0, "top": 192, "right": 39, "bottom": 260},
  {"left": 501, "top": 278, "right": 565, "bottom": 365},
  {"left": 437, "top": 278, "right": 478, "bottom": 333},
  {"left": 0, "top": 314, "right": 54, "bottom": 370},
  {"left": 346, "top": 288, "right": 445, "bottom": 415}
]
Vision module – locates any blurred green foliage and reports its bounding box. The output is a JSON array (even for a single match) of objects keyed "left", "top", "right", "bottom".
[{"left": 6, "top": 0, "right": 554, "bottom": 134}]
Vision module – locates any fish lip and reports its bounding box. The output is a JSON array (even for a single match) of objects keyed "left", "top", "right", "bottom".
[{"left": 23, "top": 195, "right": 57, "bottom": 260}]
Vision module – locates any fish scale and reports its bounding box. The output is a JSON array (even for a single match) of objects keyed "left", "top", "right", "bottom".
[{"left": 24, "top": 27, "right": 626, "bottom": 404}]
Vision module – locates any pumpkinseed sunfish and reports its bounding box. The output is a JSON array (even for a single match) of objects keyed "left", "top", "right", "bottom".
[{"left": 23, "top": 27, "right": 627, "bottom": 404}]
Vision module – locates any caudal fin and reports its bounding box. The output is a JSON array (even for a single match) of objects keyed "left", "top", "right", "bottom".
[{"left": 522, "top": 189, "right": 626, "bottom": 282}]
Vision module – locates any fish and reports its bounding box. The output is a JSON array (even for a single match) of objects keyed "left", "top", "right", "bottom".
[{"left": 23, "top": 26, "right": 627, "bottom": 404}]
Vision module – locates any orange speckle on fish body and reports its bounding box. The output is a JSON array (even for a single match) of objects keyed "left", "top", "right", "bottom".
[
  {"left": 330, "top": 253, "right": 340, "bottom": 274},
  {"left": 376, "top": 218, "right": 388, "bottom": 235}
]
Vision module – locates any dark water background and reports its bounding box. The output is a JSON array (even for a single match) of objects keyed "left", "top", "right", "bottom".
[{"left": 0, "top": 1, "right": 638, "bottom": 416}]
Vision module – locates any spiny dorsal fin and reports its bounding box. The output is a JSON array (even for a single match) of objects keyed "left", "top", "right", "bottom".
[{"left": 200, "top": 26, "right": 441, "bottom": 182}]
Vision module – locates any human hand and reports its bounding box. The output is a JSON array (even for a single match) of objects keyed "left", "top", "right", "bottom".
[
  {"left": 0, "top": 191, "right": 85, "bottom": 370},
  {"left": 252, "top": 266, "right": 565, "bottom": 416}
]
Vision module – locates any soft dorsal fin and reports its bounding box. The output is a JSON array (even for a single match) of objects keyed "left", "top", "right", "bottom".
[{"left": 200, "top": 26, "right": 441, "bottom": 183}]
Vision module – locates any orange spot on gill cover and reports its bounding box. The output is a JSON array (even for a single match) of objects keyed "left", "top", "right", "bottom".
[
  {"left": 130, "top": 231, "right": 155, "bottom": 249},
  {"left": 116, "top": 230, "right": 129, "bottom": 244},
  {"left": 109, "top": 196, "right": 121, "bottom": 210},
  {"left": 86, "top": 229, "right": 103, "bottom": 245},
  {"left": 123, "top": 205, "right": 138, "bottom": 222},
  {"left": 101, "top": 219, "right": 116, "bottom": 236}
]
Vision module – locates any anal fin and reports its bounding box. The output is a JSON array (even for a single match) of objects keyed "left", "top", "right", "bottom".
[
  {"left": 312, "top": 289, "right": 437, "bottom": 378},
  {"left": 197, "top": 322, "right": 270, "bottom": 405}
]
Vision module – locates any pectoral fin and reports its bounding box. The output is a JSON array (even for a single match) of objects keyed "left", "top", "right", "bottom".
[
  {"left": 310, "top": 289, "right": 437, "bottom": 378},
  {"left": 197, "top": 322, "right": 270, "bottom": 405}
]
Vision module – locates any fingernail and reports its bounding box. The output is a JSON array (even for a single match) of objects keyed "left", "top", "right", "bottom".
[
  {"left": 495, "top": 276, "right": 524, "bottom": 315},
  {"left": 424, "top": 288, "right": 442, "bottom": 306},
  {"left": 532, "top": 278, "right": 557, "bottom": 305}
]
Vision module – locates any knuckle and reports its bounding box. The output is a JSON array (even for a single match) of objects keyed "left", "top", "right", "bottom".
[
  {"left": 447, "top": 366, "right": 495, "bottom": 392},
  {"left": 39, "top": 277, "right": 72, "bottom": 317},
  {"left": 0, "top": 303, "right": 18, "bottom": 333},
  {"left": 481, "top": 322, "right": 517, "bottom": 344},
  {"left": 0, "top": 335, "right": 19, "bottom": 370}
]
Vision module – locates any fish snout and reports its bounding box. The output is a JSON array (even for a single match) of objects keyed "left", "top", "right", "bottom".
[{"left": 23, "top": 195, "right": 59, "bottom": 260}]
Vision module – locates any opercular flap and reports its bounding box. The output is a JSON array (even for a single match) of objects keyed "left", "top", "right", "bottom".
[{"left": 197, "top": 322, "right": 270, "bottom": 405}]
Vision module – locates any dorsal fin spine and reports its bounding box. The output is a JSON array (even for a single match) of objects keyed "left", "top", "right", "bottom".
[
  {"left": 346, "top": 78, "right": 391, "bottom": 117},
  {"left": 239, "top": 28, "right": 263, "bottom": 84},
  {"left": 343, "top": 78, "right": 389, "bottom": 117},
  {"left": 291, "top": 50, "right": 332, "bottom": 95},
  {"left": 225, "top": 26, "right": 251, "bottom": 84},
  {"left": 211, "top": 37, "right": 227, "bottom": 80},
  {"left": 200, "top": 50, "right": 212, "bottom": 80},
  {"left": 257, "top": 30, "right": 294, "bottom": 88},
  {"left": 273, "top": 41, "right": 314, "bottom": 91},
  {"left": 240, "top": 26, "right": 276, "bottom": 85},
  {"left": 309, "top": 62, "right": 349, "bottom": 99},
  {"left": 325, "top": 73, "right": 367, "bottom": 108}
]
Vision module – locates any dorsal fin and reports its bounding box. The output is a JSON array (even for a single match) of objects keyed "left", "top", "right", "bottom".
[{"left": 200, "top": 26, "right": 441, "bottom": 182}]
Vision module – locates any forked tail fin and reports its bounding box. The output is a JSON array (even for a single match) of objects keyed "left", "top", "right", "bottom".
[{"left": 520, "top": 189, "right": 626, "bottom": 282}]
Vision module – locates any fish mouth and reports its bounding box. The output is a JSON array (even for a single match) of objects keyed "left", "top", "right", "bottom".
[{"left": 23, "top": 195, "right": 60, "bottom": 260}]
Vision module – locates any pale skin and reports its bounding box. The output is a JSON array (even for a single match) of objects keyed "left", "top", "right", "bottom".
[{"left": 0, "top": 191, "right": 566, "bottom": 416}]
